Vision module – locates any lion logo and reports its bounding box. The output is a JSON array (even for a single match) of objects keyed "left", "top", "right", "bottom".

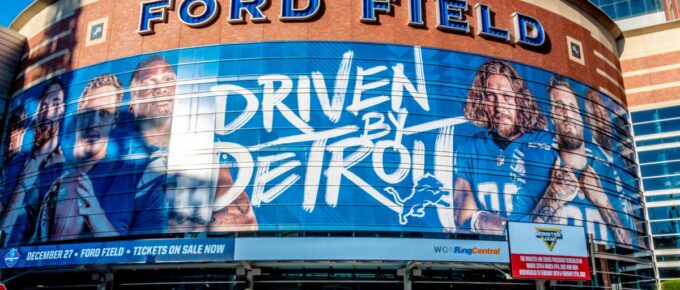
[{"left": 384, "top": 174, "right": 451, "bottom": 225}]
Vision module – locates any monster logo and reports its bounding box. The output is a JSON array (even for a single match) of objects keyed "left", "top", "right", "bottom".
[
  {"left": 384, "top": 174, "right": 451, "bottom": 225},
  {"left": 536, "top": 227, "right": 563, "bottom": 251}
]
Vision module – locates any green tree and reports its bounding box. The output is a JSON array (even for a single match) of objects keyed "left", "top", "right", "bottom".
[{"left": 662, "top": 280, "right": 680, "bottom": 290}]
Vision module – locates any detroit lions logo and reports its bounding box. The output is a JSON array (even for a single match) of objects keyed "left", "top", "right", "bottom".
[{"left": 384, "top": 174, "right": 451, "bottom": 225}]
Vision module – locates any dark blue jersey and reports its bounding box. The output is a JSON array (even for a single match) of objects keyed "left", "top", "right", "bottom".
[
  {"left": 31, "top": 155, "right": 168, "bottom": 243},
  {"left": 124, "top": 135, "right": 170, "bottom": 235},
  {"left": 86, "top": 157, "right": 168, "bottom": 236},
  {"left": 1, "top": 151, "right": 64, "bottom": 246},
  {"left": 455, "top": 130, "right": 557, "bottom": 224},
  {"left": 558, "top": 144, "right": 634, "bottom": 246}
]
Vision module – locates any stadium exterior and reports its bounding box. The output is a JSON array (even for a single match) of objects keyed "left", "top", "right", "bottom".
[
  {"left": 0, "top": 0, "right": 658, "bottom": 289},
  {"left": 591, "top": 0, "right": 680, "bottom": 282}
]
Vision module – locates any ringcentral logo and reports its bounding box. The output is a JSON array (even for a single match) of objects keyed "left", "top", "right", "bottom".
[
  {"left": 433, "top": 246, "right": 501, "bottom": 256},
  {"left": 536, "top": 227, "right": 563, "bottom": 251}
]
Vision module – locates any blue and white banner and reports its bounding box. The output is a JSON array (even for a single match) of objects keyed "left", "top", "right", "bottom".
[
  {"left": 0, "top": 238, "right": 234, "bottom": 269},
  {"left": 0, "top": 41, "right": 645, "bottom": 250},
  {"left": 0, "top": 237, "right": 508, "bottom": 269}
]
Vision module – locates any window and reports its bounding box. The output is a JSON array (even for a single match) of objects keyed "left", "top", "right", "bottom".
[
  {"left": 649, "top": 206, "right": 680, "bottom": 221},
  {"left": 636, "top": 135, "right": 680, "bottom": 147},
  {"left": 658, "top": 267, "right": 680, "bottom": 279},
  {"left": 641, "top": 160, "right": 680, "bottom": 177},
  {"left": 654, "top": 235, "right": 680, "bottom": 249},
  {"left": 642, "top": 175, "right": 680, "bottom": 191},
  {"left": 651, "top": 219, "right": 680, "bottom": 234},
  {"left": 647, "top": 194, "right": 680, "bottom": 203},
  {"left": 638, "top": 147, "right": 680, "bottom": 163},
  {"left": 592, "top": 0, "right": 665, "bottom": 20},
  {"left": 567, "top": 36, "right": 585, "bottom": 65},
  {"left": 634, "top": 118, "right": 680, "bottom": 136},
  {"left": 633, "top": 105, "right": 680, "bottom": 124},
  {"left": 85, "top": 17, "right": 108, "bottom": 47}
]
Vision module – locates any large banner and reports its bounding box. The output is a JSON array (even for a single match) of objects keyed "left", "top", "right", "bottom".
[
  {"left": 0, "top": 42, "right": 645, "bottom": 248},
  {"left": 0, "top": 236, "right": 509, "bottom": 269}
]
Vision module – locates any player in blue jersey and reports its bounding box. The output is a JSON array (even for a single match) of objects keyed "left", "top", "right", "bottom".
[
  {"left": 33, "top": 74, "right": 167, "bottom": 242},
  {"left": 584, "top": 88, "right": 640, "bottom": 244},
  {"left": 530, "top": 76, "right": 632, "bottom": 245},
  {"left": 0, "top": 106, "right": 28, "bottom": 224},
  {"left": 1, "top": 106, "right": 27, "bottom": 199},
  {"left": 2, "top": 106, "right": 27, "bottom": 169},
  {"left": 453, "top": 59, "right": 556, "bottom": 235},
  {"left": 129, "top": 56, "right": 257, "bottom": 233},
  {"left": 0, "top": 80, "right": 66, "bottom": 245}
]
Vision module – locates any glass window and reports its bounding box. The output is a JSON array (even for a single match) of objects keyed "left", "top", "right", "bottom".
[
  {"left": 615, "top": 1, "right": 633, "bottom": 17},
  {"left": 593, "top": 0, "right": 665, "bottom": 19},
  {"left": 634, "top": 118, "right": 680, "bottom": 136},
  {"left": 651, "top": 220, "right": 680, "bottom": 234},
  {"left": 656, "top": 105, "right": 680, "bottom": 120},
  {"left": 636, "top": 135, "right": 680, "bottom": 147},
  {"left": 647, "top": 193, "right": 680, "bottom": 203},
  {"left": 656, "top": 254, "right": 680, "bottom": 262},
  {"left": 641, "top": 160, "right": 680, "bottom": 177},
  {"left": 642, "top": 175, "right": 680, "bottom": 191},
  {"left": 648, "top": 206, "right": 680, "bottom": 220},
  {"left": 632, "top": 110, "right": 658, "bottom": 123},
  {"left": 632, "top": 105, "right": 680, "bottom": 124},
  {"left": 654, "top": 235, "right": 680, "bottom": 250},
  {"left": 658, "top": 266, "right": 680, "bottom": 279},
  {"left": 639, "top": 147, "right": 680, "bottom": 163}
]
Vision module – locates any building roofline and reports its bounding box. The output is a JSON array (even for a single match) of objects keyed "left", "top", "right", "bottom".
[
  {"left": 10, "top": 0, "right": 624, "bottom": 40},
  {"left": 563, "top": 0, "right": 623, "bottom": 40},
  {"left": 10, "top": 0, "right": 58, "bottom": 31},
  {"left": 624, "top": 19, "right": 680, "bottom": 37}
]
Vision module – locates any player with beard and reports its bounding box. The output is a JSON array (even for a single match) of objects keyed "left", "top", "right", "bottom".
[
  {"left": 129, "top": 56, "right": 256, "bottom": 233},
  {"left": 3, "top": 106, "right": 27, "bottom": 166},
  {"left": 453, "top": 59, "right": 556, "bottom": 234},
  {"left": 585, "top": 90, "right": 638, "bottom": 198},
  {"left": 0, "top": 80, "right": 66, "bottom": 245},
  {"left": 585, "top": 89, "right": 641, "bottom": 244},
  {"left": 34, "top": 75, "right": 166, "bottom": 242},
  {"left": 585, "top": 90, "right": 614, "bottom": 160},
  {"left": 0, "top": 106, "right": 27, "bottom": 214},
  {"left": 529, "top": 76, "right": 632, "bottom": 245}
]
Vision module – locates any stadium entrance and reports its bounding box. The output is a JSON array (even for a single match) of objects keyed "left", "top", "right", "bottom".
[{"left": 4, "top": 266, "right": 538, "bottom": 290}]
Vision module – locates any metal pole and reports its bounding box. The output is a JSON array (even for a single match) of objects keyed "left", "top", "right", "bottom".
[
  {"left": 247, "top": 271, "right": 255, "bottom": 290},
  {"left": 403, "top": 269, "right": 412, "bottom": 290},
  {"left": 588, "top": 233, "right": 599, "bottom": 287},
  {"left": 535, "top": 279, "right": 546, "bottom": 290}
]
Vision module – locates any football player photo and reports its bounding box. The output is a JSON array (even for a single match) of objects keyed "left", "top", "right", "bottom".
[
  {"left": 34, "top": 74, "right": 166, "bottom": 242},
  {"left": 453, "top": 59, "right": 555, "bottom": 234},
  {"left": 529, "top": 76, "right": 632, "bottom": 245},
  {"left": 129, "top": 56, "right": 257, "bottom": 233},
  {"left": 0, "top": 80, "right": 67, "bottom": 245}
]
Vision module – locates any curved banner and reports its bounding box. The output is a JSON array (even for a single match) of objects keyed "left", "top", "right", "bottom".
[
  {"left": 0, "top": 237, "right": 508, "bottom": 269},
  {"left": 0, "top": 41, "right": 645, "bottom": 248}
]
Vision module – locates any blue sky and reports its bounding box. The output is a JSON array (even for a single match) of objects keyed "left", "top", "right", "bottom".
[{"left": 0, "top": 0, "right": 33, "bottom": 28}]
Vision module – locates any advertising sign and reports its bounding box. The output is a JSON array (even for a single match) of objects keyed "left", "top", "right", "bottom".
[
  {"left": 0, "top": 238, "right": 235, "bottom": 269},
  {"left": 235, "top": 237, "right": 508, "bottom": 263},
  {"left": 0, "top": 237, "right": 508, "bottom": 269},
  {"left": 508, "top": 222, "right": 590, "bottom": 281},
  {"left": 0, "top": 41, "right": 644, "bottom": 249}
]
